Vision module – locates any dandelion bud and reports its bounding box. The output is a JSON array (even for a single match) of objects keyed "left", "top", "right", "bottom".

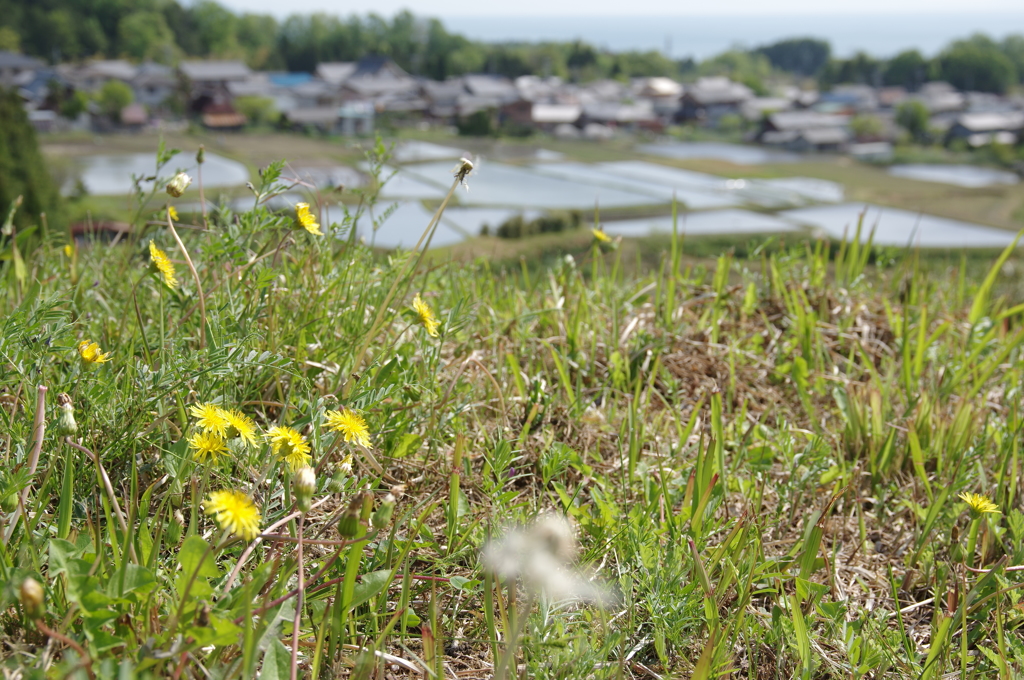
[
  {"left": 1, "top": 493, "right": 16, "bottom": 513},
  {"left": 294, "top": 466, "right": 316, "bottom": 513},
  {"left": 166, "top": 172, "right": 192, "bottom": 198},
  {"left": 166, "top": 509, "right": 185, "bottom": 545},
  {"left": 371, "top": 492, "right": 396, "bottom": 530},
  {"left": 337, "top": 492, "right": 364, "bottom": 538},
  {"left": 327, "top": 466, "right": 347, "bottom": 494},
  {"left": 56, "top": 393, "right": 77, "bottom": 436},
  {"left": 196, "top": 145, "right": 205, "bottom": 165},
  {"left": 19, "top": 577, "right": 44, "bottom": 619}
]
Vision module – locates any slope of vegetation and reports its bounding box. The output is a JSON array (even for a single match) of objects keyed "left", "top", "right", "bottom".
[{"left": 3, "top": 144, "right": 1024, "bottom": 679}]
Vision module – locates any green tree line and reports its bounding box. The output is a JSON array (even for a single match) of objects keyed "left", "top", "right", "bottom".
[
  {"left": 0, "top": 1, "right": 1022, "bottom": 93},
  {"left": 0, "top": 0, "right": 677, "bottom": 81}
]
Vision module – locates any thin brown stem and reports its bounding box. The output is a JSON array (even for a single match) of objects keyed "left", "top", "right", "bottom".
[
  {"left": 35, "top": 618, "right": 94, "bottom": 680},
  {"left": 64, "top": 437, "right": 137, "bottom": 564},
  {"left": 166, "top": 210, "right": 206, "bottom": 349},
  {"left": 221, "top": 496, "right": 331, "bottom": 595}
]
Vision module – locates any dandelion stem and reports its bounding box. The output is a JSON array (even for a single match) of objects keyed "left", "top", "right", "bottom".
[
  {"left": 64, "top": 437, "right": 137, "bottom": 564},
  {"left": 343, "top": 175, "right": 460, "bottom": 397},
  {"left": 291, "top": 514, "right": 305, "bottom": 680},
  {"left": 166, "top": 208, "right": 206, "bottom": 349},
  {"left": 2, "top": 385, "right": 46, "bottom": 543},
  {"left": 966, "top": 516, "right": 982, "bottom": 569}
]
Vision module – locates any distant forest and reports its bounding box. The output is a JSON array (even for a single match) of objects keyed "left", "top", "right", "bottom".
[{"left": 1, "top": 1, "right": 1023, "bottom": 93}]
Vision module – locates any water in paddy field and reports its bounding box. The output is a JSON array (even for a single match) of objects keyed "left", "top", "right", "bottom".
[
  {"left": 888, "top": 165, "right": 1020, "bottom": 188},
  {"left": 70, "top": 152, "right": 250, "bottom": 197},
  {"left": 602, "top": 209, "right": 799, "bottom": 237},
  {"left": 637, "top": 142, "right": 799, "bottom": 165},
  {"left": 781, "top": 203, "right": 1020, "bottom": 248}
]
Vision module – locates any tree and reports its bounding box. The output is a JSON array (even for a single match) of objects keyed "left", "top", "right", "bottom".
[
  {"left": 820, "top": 52, "right": 882, "bottom": 88},
  {"left": 0, "top": 26, "right": 19, "bottom": 52},
  {"left": 755, "top": 38, "right": 831, "bottom": 77},
  {"left": 850, "top": 114, "right": 885, "bottom": 141},
  {"left": 118, "top": 11, "right": 177, "bottom": 62},
  {"left": 235, "top": 96, "right": 278, "bottom": 127},
  {"left": 883, "top": 50, "right": 928, "bottom": 90},
  {"left": 937, "top": 35, "right": 1017, "bottom": 94},
  {"left": 96, "top": 80, "right": 134, "bottom": 121},
  {"left": 999, "top": 35, "right": 1024, "bottom": 84},
  {"left": 457, "top": 109, "right": 494, "bottom": 136},
  {"left": 895, "top": 100, "right": 930, "bottom": 142},
  {"left": 0, "top": 88, "right": 62, "bottom": 231}
]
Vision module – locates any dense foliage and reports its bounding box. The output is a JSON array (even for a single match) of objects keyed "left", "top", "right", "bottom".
[
  {"left": 0, "top": 89, "right": 62, "bottom": 231},
  {"left": 3, "top": 144, "right": 1024, "bottom": 678}
]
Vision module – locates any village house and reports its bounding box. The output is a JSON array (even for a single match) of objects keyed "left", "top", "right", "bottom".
[
  {"left": 60, "top": 60, "right": 137, "bottom": 93},
  {"left": 514, "top": 75, "right": 564, "bottom": 103},
  {"left": 530, "top": 103, "right": 583, "bottom": 131},
  {"left": 581, "top": 100, "right": 659, "bottom": 132},
  {"left": 179, "top": 60, "right": 252, "bottom": 113},
  {"left": 340, "top": 56, "right": 425, "bottom": 113},
  {"left": 947, "top": 111, "right": 1024, "bottom": 147},
  {"left": 816, "top": 84, "right": 878, "bottom": 114},
  {"left": 131, "top": 62, "right": 176, "bottom": 110},
  {"left": 913, "top": 82, "right": 965, "bottom": 113},
  {"left": 634, "top": 77, "right": 683, "bottom": 120},
  {"left": 758, "top": 110, "right": 851, "bottom": 152},
  {"left": 421, "top": 77, "right": 466, "bottom": 120},
  {"left": 0, "top": 51, "right": 44, "bottom": 89},
  {"left": 740, "top": 97, "right": 792, "bottom": 122},
  {"left": 680, "top": 77, "right": 754, "bottom": 125}
]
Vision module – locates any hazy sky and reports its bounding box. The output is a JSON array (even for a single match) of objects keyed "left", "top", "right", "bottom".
[{"left": 215, "top": 0, "right": 1024, "bottom": 17}]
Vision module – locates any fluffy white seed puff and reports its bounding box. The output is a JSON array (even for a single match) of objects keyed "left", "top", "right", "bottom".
[{"left": 483, "top": 514, "right": 610, "bottom": 604}]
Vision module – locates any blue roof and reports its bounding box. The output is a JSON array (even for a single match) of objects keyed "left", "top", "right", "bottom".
[{"left": 267, "top": 72, "right": 313, "bottom": 87}]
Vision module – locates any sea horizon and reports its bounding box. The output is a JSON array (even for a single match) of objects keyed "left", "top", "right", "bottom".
[{"left": 440, "top": 12, "right": 1024, "bottom": 60}]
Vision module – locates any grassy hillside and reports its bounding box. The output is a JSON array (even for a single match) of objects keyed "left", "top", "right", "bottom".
[{"left": 3, "top": 149, "right": 1024, "bottom": 679}]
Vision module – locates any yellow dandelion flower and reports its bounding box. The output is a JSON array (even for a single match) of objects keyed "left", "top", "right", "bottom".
[
  {"left": 190, "top": 403, "right": 229, "bottom": 437},
  {"left": 167, "top": 206, "right": 179, "bottom": 222},
  {"left": 295, "top": 202, "right": 322, "bottom": 235},
  {"left": 223, "top": 409, "right": 258, "bottom": 447},
  {"left": 204, "top": 489, "right": 261, "bottom": 541},
  {"left": 266, "top": 425, "right": 312, "bottom": 473},
  {"left": 149, "top": 241, "right": 179, "bottom": 288},
  {"left": 591, "top": 228, "right": 611, "bottom": 243},
  {"left": 188, "top": 431, "right": 230, "bottom": 464},
  {"left": 412, "top": 293, "right": 440, "bottom": 338},
  {"left": 959, "top": 492, "right": 999, "bottom": 515},
  {"left": 78, "top": 340, "right": 111, "bottom": 365},
  {"left": 64, "top": 244, "right": 74, "bottom": 258},
  {"left": 325, "top": 408, "right": 371, "bottom": 448}
]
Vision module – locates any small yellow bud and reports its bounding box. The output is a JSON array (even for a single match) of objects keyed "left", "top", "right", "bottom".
[
  {"left": 294, "top": 466, "right": 316, "bottom": 513},
  {"left": 166, "top": 509, "right": 185, "bottom": 545},
  {"left": 337, "top": 493, "right": 364, "bottom": 538},
  {"left": 56, "top": 393, "right": 77, "bottom": 436},
  {"left": 19, "top": 577, "right": 44, "bottom": 619},
  {"left": 371, "top": 492, "right": 396, "bottom": 530}
]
